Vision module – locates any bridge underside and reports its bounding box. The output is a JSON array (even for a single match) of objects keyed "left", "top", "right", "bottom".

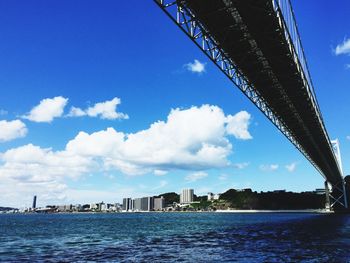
[{"left": 178, "top": 0, "right": 342, "bottom": 184}]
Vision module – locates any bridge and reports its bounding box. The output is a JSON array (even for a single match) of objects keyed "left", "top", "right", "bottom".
[{"left": 154, "top": 0, "right": 349, "bottom": 211}]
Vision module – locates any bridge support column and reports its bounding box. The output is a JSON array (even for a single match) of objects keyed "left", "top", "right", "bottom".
[
  {"left": 345, "top": 176, "right": 350, "bottom": 210},
  {"left": 328, "top": 180, "right": 349, "bottom": 212},
  {"left": 324, "top": 181, "right": 330, "bottom": 211}
]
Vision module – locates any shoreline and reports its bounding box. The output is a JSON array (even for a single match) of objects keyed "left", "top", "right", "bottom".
[
  {"left": 2, "top": 209, "right": 333, "bottom": 215},
  {"left": 214, "top": 209, "right": 332, "bottom": 213}
]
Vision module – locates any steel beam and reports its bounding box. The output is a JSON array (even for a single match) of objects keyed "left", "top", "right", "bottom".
[
  {"left": 154, "top": 0, "right": 322, "bottom": 175},
  {"left": 154, "top": 0, "right": 347, "bottom": 210}
]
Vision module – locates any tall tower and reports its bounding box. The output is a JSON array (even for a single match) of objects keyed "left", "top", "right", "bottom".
[
  {"left": 32, "top": 195, "right": 37, "bottom": 209},
  {"left": 331, "top": 139, "right": 343, "bottom": 176}
]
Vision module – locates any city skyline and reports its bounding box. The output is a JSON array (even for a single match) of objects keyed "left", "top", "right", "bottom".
[{"left": 1, "top": 1, "right": 350, "bottom": 208}]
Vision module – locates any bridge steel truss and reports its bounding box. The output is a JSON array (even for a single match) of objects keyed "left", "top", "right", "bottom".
[{"left": 154, "top": 0, "right": 348, "bottom": 210}]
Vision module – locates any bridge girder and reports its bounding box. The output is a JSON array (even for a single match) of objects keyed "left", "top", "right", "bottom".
[{"left": 154, "top": 0, "right": 347, "bottom": 210}]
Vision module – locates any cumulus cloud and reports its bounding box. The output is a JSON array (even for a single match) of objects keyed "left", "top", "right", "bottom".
[
  {"left": 335, "top": 38, "right": 350, "bottom": 56},
  {"left": 260, "top": 164, "right": 279, "bottom": 172},
  {"left": 0, "top": 177, "right": 68, "bottom": 208},
  {"left": 185, "top": 59, "right": 206, "bottom": 74},
  {"left": 68, "top": 107, "right": 86, "bottom": 117},
  {"left": 0, "top": 120, "right": 27, "bottom": 142},
  {"left": 0, "top": 144, "right": 92, "bottom": 207},
  {"left": 285, "top": 162, "right": 297, "bottom": 172},
  {"left": 68, "top": 97, "right": 128, "bottom": 120},
  {"left": 185, "top": 171, "right": 208, "bottom": 182},
  {"left": 0, "top": 105, "right": 253, "bottom": 205},
  {"left": 23, "top": 96, "right": 68, "bottom": 123},
  {"left": 66, "top": 105, "right": 252, "bottom": 174},
  {"left": 0, "top": 144, "right": 92, "bottom": 181},
  {"left": 226, "top": 111, "right": 252, "bottom": 140}
]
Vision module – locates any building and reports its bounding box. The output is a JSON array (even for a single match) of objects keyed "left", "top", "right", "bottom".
[
  {"left": 141, "top": 197, "right": 154, "bottom": 211},
  {"left": 208, "top": 192, "right": 220, "bottom": 201},
  {"left": 154, "top": 196, "right": 165, "bottom": 211},
  {"left": 213, "top": 194, "right": 220, "bottom": 200},
  {"left": 32, "top": 195, "right": 37, "bottom": 209},
  {"left": 134, "top": 198, "right": 142, "bottom": 211},
  {"left": 122, "top": 198, "right": 133, "bottom": 211},
  {"left": 180, "top": 189, "right": 194, "bottom": 204},
  {"left": 57, "top": 204, "right": 72, "bottom": 212}
]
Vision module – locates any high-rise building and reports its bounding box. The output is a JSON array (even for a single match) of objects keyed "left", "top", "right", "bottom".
[
  {"left": 32, "top": 195, "right": 37, "bottom": 209},
  {"left": 134, "top": 198, "right": 142, "bottom": 211},
  {"left": 141, "top": 197, "right": 154, "bottom": 211},
  {"left": 154, "top": 196, "right": 165, "bottom": 211},
  {"left": 180, "top": 189, "right": 194, "bottom": 204},
  {"left": 122, "top": 198, "right": 133, "bottom": 211}
]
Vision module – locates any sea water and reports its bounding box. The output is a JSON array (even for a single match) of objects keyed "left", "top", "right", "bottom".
[{"left": 1, "top": 212, "right": 349, "bottom": 262}]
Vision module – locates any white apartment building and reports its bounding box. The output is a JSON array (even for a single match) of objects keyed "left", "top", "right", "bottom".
[{"left": 180, "top": 189, "right": 194, "bottom": 204}]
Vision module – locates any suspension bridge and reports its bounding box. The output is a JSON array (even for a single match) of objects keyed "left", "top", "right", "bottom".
[{"left": 154, "top": 0, "right": 349, "bottom": 211}]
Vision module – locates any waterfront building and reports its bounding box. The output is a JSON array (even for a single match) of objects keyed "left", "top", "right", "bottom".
[
  {"left": 213, "top": 194, "right": 220, "bottom": 200},
  {"left": 180, "top": 189, "right": 194, "bottom": 204},
  {"left": 57, "top": 204, "right": 72, "bottom": 212},
  {"left": 154, "top": 196, "right": 165, "bottom": 211},
  {"left": 99, "top": 202, "right": 107, "bottom": 211},
  {"left": 122, "top": 198, "right": 133, "bottom": 211},
  {"left": 207, "top": 192, "right": 214, "bottom": 201},
  {"left": 90, "top": 203, "right": 98, "bottom": 210},
  {"left": 134, "top": 198, "right": 142, "bottom": 211},
  {"left": 141, "top": 197, "right": 154, "bottom": 211}
]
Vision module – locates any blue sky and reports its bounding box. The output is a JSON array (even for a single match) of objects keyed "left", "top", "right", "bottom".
[{"left": 1, "top": 1, "right": 350, "bottom": 207}]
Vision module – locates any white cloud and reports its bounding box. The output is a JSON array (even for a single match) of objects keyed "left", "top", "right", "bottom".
[
  {"left": 154, "top": 170, "right": 168, "bottom": 176},
  {"left": 0, "top": 109, "right": 8, "bottom": 115},
  {"left": 1, "top": 144, "right": 92, "bottom": 180},
  {"left": 226, "top": 111, "right": 252, "bottom": 140},
  {"left": 285, "top": 162, "right": 297, "bottom": 172},
  {"left": 4, "top": 105, "right": 253, "bottom": 177},
  {"left": 67, "top": 105, "right": 252, "bottom": 175},
  {"left": 23, "top": 96, "right": 68, "bottom": 123},
  {"left": 0, "top": 120, "right": 27, "bottom": 142},
  {"left": 0, "top": 177, "right": 68, "bottom": 208},
  {"left": 0, "top": 105, "right": 253, "bottom": 206},
  {"left": 185, "top": 171, "right": 208, "bottom": 182},
  {"left": 68, "top": 97, "right": 128, "bottom": 120},
  {"left": 335, "top": 38, "right": 350, "bottom": 56},
  {"left": 68, "top": 106, "right": 86, "bottom": 117},
  {"left": 346, "top": 136, "right": 350, "bottom": 140},
  {"left": 185, "top": 59, "right": 206, "bottom": 74},
  {"left": 0, "top": 144, "right": 92, "bottom": 207},
  {"left": 260, "top": 164, "right": 279, "bottom": 172},
  {"left": 233, "top": 162, "right": 249, "bottom": 169}
]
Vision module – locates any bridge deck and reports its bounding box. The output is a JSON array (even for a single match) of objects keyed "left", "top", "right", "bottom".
[{"left": 182, "top": 0, "right": 341, "bottom": 184}]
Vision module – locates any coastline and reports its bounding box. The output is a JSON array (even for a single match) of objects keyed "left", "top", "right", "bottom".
[
  {"left": 214, "top": 209, "right": 332, "bottom": 213},
  {"left": 3, "top": 209, "right": 333, "bottom": 215}
]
